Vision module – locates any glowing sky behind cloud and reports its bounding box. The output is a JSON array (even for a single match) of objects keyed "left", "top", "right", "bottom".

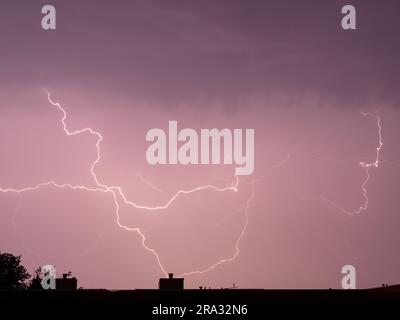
[{"left": 0, "top": 0, "right": 400, "bottom": 289}]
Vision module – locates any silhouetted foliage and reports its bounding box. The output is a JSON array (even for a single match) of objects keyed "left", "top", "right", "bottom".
[
  {"left": 0, "top": 251, "right": 31, "bottom": 289},
  {"left": 29, "top": 267, "right": 43, "bottom": 290}
]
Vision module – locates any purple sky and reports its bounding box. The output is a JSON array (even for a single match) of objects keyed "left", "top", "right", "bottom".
[{"left": 0, "top": 0, "right": 400, "bottom": 289}]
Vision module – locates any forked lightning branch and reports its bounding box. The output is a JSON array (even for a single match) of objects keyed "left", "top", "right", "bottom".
[{"left": 0, "top": 91, "right": 383, "bottom": 277}]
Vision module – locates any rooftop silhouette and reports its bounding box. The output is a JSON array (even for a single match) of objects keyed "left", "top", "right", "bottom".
[{"left": 158, "top": 273, "right": 184, "bottom": 290}]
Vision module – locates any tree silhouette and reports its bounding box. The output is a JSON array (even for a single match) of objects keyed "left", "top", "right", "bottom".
[
  {"left": 0, "top": 251, "right": 30, "bottom": 289},
  {"left": 29, "top": 267, "right": 43, "bottom": 290}
]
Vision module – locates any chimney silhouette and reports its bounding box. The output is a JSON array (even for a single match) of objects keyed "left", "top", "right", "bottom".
[{"left": 159, "top": 273, "right": 184, "bottom": 290}]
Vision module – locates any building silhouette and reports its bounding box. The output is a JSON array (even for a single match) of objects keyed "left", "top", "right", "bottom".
[
  {"left": 56, "top": 273, "right": 77, "bottom": 290},
  {"left": 158, "top": 273, "right": 184, "bottom": 290}
]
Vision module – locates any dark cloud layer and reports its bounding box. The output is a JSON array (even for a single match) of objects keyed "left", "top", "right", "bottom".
[{"left": 0, "top": 0, "right": 399, "bottom": 107}]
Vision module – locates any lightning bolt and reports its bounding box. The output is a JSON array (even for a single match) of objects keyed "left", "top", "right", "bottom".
[
  {"left": 178, "top": 176, "right": 255, "bottom": 277},
  {"left": 3, "top": 92, "right": 379, "bottom": 282},
  {"left": 0, "top": 91, "right": 245, "bottom": 278},
  {"left": 129, "top": 171, "right": 164, "bottom": 193},
  {"left": 298, "top": 112, "right": 383, "bottom": 215}
]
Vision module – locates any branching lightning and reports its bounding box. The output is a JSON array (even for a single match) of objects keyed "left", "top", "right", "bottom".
[
  {"left": 298, "top": 112, "right": 383, "bottom": 215},
  {"left": 129, "top": 171, "right": 164, "bottom": 193},
  {"left": 178, "top": 177, "right": 254, "bottom": 277},
  {"left": 0, "top": 92, "right": 384, "bottom": 283},
  {"left": 0, "top": 91, "right": 244, "bottom": 277}
]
